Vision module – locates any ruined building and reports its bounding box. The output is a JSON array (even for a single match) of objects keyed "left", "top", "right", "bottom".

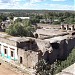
[{"left": 0, "top": 24, "right": 75, "bottom": 69}]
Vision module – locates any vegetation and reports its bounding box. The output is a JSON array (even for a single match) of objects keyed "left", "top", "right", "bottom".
[
  {"left": 0, "top": 10, "right": 74, "bottom": 25},
  {"left": 35, "top": 48, "right": 75, "bottom": 75},
  {"left": 35, "top": 59, "right": 57, "bottom": 75},
  {"left": 0, "top": 14, "right": 8, "bottom": 22},
  {"left": 6, "top": 19, "right": 35, "bottom": 37},
  {"left": 55, "top": 48, "right": 75, "bottom": 73}
]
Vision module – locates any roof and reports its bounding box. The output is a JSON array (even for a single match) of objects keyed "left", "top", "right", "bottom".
[
  {"left": 0, "top": 32, "right": 30, "bottom": 43},
  {"left": 35, "top": 29, "right": 69, "bottom": 37},
  {"left": 44, "top": 36, "right": 69, "bottom": 43},
  {"left": 8, "top": 37, "right": 30, "bottom": 42}
]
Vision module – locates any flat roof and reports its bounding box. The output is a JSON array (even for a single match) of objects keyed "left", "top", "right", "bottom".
[
  {"left": 45, "top": 35, "right": 71, "bottom": 43},
  {"left": 35, "top": 29, "right": 69, "bottom": 37},
  {"left": 0, "top": 32, "right": 30, "bottom": 42}
]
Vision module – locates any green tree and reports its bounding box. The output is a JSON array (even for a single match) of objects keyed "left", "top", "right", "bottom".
[
  {"left": 35, "top": 59, "right": 57, "bottom": 75},
  {"left": 6, "top": 20, "right": 35, "bottom": 37},
  {"left": 15, "top": 18, "right": 22, "bottom": 23}
]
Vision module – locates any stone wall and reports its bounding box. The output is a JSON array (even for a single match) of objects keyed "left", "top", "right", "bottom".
[
  {"left": 18, "top": 48, "right": 38, "bottom": 68},
  {"left": 0, "top": 33, "right": 75, "bottom": 68},
  {"left": 35, "top": 36, "right": 75, "bottom": 64},
  {"left": 57, "top": 37, "right": 75, "bottom": 60},
  {"left": 35, "top": 39, "right": 50, "bottom": 52}
]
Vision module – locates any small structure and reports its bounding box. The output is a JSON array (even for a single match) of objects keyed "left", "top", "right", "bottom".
[
  {"left": 40, "top": 19, "right": 52, "bottom": 24},
  {"left": 13, "top": 17, "right": 30, "bottom": 21},
  {"left": 66, "top": 24, "right": 69, "bottom": 30},
  {"left": 71, "top": 25, "right": 74, "bottom": 31},
  {"left": 61, "top": 24, "right": 65, "bottom": 30}
]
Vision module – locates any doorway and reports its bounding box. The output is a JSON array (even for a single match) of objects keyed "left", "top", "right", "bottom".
[{"left": 20, "top": 56, "right": 22, "bottom": 64}]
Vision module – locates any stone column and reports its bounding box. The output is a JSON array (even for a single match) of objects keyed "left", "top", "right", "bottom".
[
  {"left": 61, "top": 25, "right": 65, "bottom": 30},
  {"left": 66, "top": 24, "right": 69, "bottom": 30},
  {"left": 71, "top": 25, "right": 74, "bottom": 31}
]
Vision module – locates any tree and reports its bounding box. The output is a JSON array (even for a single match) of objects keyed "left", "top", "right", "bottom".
[
  {"left": 35, "top": 59, "right": 57, "bottom": 75},
  {"left": 30, "top": 15, "right": 41, "bottom": 24},
  {"left": 15, "top": 18, "right": 22, "bottom": 23},
  {"left": 0, "top": 14, "right": 7, "bottom": 22},
  {"left": 9, "top": 15, "right": 14, "bottom": 20},
  {"left": 6, "top": 20, "right": 35, "bottom": 37},
  {"left": 6, "top": 22, "right": 25, "bottom": 36}
]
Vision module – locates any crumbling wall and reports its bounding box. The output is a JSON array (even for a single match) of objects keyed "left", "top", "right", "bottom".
[
  {"left": 36, "top": 36, "right": 75, "bottom": 64},
  {"left": 57, "top": 37, "right": 75, "bottom": 60},
  {"left": 43, "top": 42, "right": 59, "bottom": 64},
  {"left": 58, "top": 39, "right": 68, "bottom": 60},
  {"left": 35, "top": 39, "right": 50, "bottom": 52},
  {"left": 17, "top": 40, "right": 38, "bottom": 51},
  {"left": 18, "top": 48, "right": 38, "bottom": 68},
  {"left": 17, "top": 36, "right": 75, "bottom": 68}
]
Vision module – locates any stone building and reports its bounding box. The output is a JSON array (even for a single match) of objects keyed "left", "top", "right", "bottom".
[
  {"left": 0, "top": 32, "right": 39, "bottom": 68},
  {"left": 0, "top": 24, "right": 75, "bottom": 69}
]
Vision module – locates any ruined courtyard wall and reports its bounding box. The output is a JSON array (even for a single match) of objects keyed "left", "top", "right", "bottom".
[
  {"left": 35, "top": 37, "right": 75, "bottom": 62},
  {"left": 49, "top": 48, "right": 58, "bottom": 63},
  {"left": 58, "top": 37, "right": 75, "bottom": 60},
  {"left": 35, "top": 39, "right": 59, "bottom": 64},
  {"left": 67, "top": 38, "right": 75, "bottom": 51}
]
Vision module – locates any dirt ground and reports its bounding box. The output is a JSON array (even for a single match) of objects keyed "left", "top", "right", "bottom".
[
  {"left": 0, "top": 64, "right": 18, "bottom": 75},
  {"left": 0, "top": 60, "right": 29, "bottom": 75}
]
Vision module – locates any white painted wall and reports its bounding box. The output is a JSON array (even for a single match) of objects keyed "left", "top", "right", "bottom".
[
  {"left": 14, "top": 17, "right": 30, "bottom": 21},
  {"left": 0, "top": 42, "right": 18, "bottom": 60}
]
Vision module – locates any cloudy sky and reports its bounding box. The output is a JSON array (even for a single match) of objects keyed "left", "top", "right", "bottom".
[{"left": 0, "top": 0, "right": 74, "bottom": 10}]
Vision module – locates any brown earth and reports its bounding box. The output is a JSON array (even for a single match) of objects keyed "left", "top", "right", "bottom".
[{"left": 0, "top": 60, "right": 29, "bottom": 75}]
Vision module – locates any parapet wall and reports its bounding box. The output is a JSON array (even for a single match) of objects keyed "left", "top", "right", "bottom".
[{"left": 0, "top": 37, "right": 17, "bottom": 47}]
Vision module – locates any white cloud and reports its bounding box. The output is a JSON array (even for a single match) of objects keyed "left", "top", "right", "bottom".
[
  {"left": 0, "top": 0, "right": 21, "bottom": 4},
  {"left": 0, "top": 0, "right": 24, "bottom": 9},
  {"left": 45, "top": 4, "right": 74, "bottom": 10},
  {"left": 52, "top": 0, "right": 66, "bottom": 1},
  {"left": 30, "top": 0, "right": 44, "bottom": 3}
]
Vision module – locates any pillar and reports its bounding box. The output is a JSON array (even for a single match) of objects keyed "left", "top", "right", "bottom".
[
  {"left": 61, "top": 24, "right": 65, "bottom": 30},
  {"left": 66, "top": 24, "right": 69, "bottom": 30},
  {"left": 14, "top": 47, "right": 18, "bottom": 60},
  {"left": 1, "top": 45, "right": 4, "bottom": 57},
  {"left": 71, "top": 25, "right": 74, "bottom": 31},
  {"left": 7, "top": 47, "right": 11, "bottom": 59}
]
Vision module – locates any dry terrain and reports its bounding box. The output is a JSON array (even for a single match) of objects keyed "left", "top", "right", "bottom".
[{"left": 0, "top": 59, "right": 29, "bottom": 75}]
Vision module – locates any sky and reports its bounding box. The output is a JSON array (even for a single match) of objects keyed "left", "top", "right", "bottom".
[{"left": 0, "top": 0, "right": 74, "bottom": 10}]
